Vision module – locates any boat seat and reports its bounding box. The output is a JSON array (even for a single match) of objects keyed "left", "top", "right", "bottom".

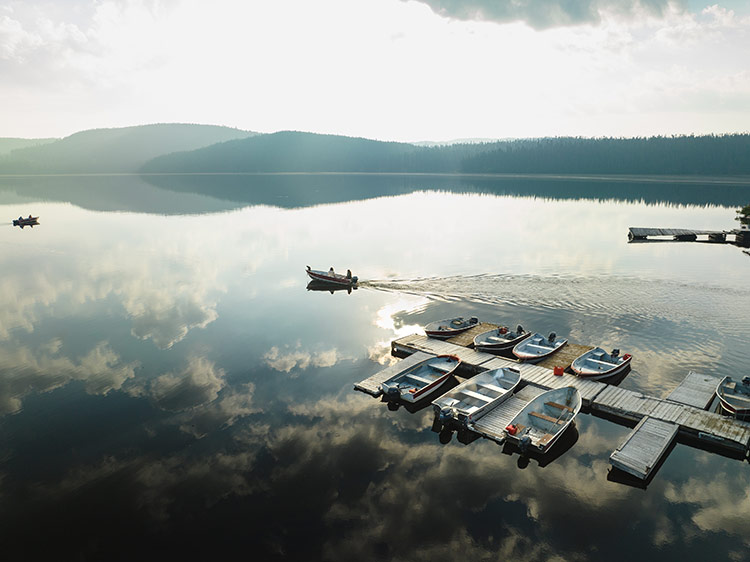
[
  {"left": 545, "top": 401, "right": 573, "bottom": 412},
  {"left": 478, "top": 382, "right": 506, "bottom": 393},
  {"left": 487, "top": 336, "right": 506, "bottom": 343},
  {"left": 405, "top": 373, "right": 433, "bottom": 385},
  {"left": 529, "top": 411, "right": 566, "bottom": 425},
  {"left": 724, "top": 393, "right": 750, "bottom": 404},
  {"left": 524, "top": 343, "right": 553, "bottom": 351},
  {"left": 431, "top": 363, "right": 455, "bottom": 373},
  {"left": 460, "top": 389, "right": 493, "bottom": 402},
  {"left": 583, "top": 357, "right": 617, "bottom": 367}
]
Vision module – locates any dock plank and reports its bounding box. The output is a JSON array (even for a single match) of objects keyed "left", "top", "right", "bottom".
[
  {"left": 666, "top": 371, "right": 722, "bottom": 410},
  {"left": 610, "top": 416, "right": 678, "bottom": 480}
]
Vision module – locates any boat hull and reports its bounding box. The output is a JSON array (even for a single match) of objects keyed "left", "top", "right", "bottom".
[
  {"left": 504, "top": 386, "right": 581, "bottom": 454},
  {"left": 715, "top": 377, "right": 750, "bottom": 419},
  {"left": 432, "top": 367, "right": 521, "bottom": 426},
  {"left": 571, "top": 348, "right": 632, "bottom": 380},
  {"left": 305, "top": 268, "right": 357, "bottom": 286},
  {"left": 512, "top": 334, "right": 567, "bottom": 363},
  {"left": 473, "top": 329, "right": 531, "bottom": 353},
  {"left": 380, "top": 355, "right": 461, "bottom": 404},
  {"left": 424, "top": 317, "right": 478, "bottom": 339}
]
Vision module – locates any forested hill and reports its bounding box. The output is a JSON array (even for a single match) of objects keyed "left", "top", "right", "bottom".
[
  {"left": 141, "top": 131, "right": 487, "bottom": 173},
  {"left": 0, "top": 124, "right": 257, "bottom": 173},
  {"left": 141, "top": 132, "right": 750, "bottom": 176}
]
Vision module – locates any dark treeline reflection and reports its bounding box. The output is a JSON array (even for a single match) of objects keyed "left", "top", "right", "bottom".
[
  {"left": 144, "top": 173, "right": 750, "bottom": 210},
  {"left": 2, "top": 173, "right": 750, "bottom": 215}
]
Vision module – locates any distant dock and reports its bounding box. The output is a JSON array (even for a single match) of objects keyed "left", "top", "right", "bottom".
[
  {"left": 355, "top": 324, "right": 750, "bottom": 484},
  {"left": 628, "top": 226, "right": 749, "bottom": 246}
]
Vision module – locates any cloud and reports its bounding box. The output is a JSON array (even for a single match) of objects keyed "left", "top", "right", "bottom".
[
  {"left": 263, "top": 344, "right": 339, "bottom": 374},
  {"left": 149, "top": 356, "right": 226, "bottom": 412},
  {"left": 407, "top": 0, "right": 685, "bottom": 29},
  {"left": 0, "top": 340, "right": 139, "bottom": 414}
]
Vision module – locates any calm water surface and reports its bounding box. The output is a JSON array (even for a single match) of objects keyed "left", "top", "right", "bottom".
[{"left": 1, "top": 174, "right": 750, "bottom": 561}]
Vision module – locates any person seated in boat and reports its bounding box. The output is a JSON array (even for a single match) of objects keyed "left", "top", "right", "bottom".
[{"left": 346, "top": 269, "right": 352, "bottom": 279}]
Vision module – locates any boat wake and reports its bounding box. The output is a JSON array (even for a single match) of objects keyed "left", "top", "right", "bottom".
[{"left": 361, "top": 273, "right": 750, "bottom": 339}]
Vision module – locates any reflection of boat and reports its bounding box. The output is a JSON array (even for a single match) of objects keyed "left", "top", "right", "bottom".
[
  {"left": 432, "top": 367, "right": 521, "bottom": 426},
  {"left": 306, "top": 280, "right": 356, "bottom": 294},
  {"left": 473, "top": 325, "right": 531, "bottom": 353},
  {"left": 424, "top": 316, "right": 478, "bottom": 339},
  {"left": 13, "top": 215, "right": 39, "bottom": 228},
  {"left": 380, "top": 354, "right": 461, "bottom": 404},
  {"left": 504, "top": 386, "right": 581, "bottom": 454},
  {"left": 571, "top": 347, "right": 631, "bottom": 379},
  {"left": 715, "top": 376, "right": 750, "bottom": 419},
  {"left": 512, "top": 332, "right": 567, "bottom": 363},
  {"left": 305, "top": 265, "right": 357, "bottom": 286}
]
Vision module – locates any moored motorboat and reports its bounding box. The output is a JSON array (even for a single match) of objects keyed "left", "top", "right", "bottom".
[
  {"left": 715, "top": 376, "right": 750, "bottom": 419},
  {"left": 473, "top": 325, "right": 531, "bottom": 353},
  {"left": 424, "top": 316, "right": 479, "bottom": 339},
  {"left": 13, "top": 215, "right": 39, "bottom": 228},
  {"left": 305, "top": 265, "right": 357, "bottom": 286},
  {"left": 512, "top": 332, "right": 567, "bottom": 363},
  {"left": 380, "top": 354, "right": 461, "bottom": 404},
  {"left": 432, "top": 367, "right": 521, "bottom": 426},
  {"left": 571, "top": 347, "right": 632, "bottom": 380},
  {"left": 504, "top": 386, "right": 581, "bottom": 454}
]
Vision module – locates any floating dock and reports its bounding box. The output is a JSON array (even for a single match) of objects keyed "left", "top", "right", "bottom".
[
  {"left": 355, "top": 331, "right": 750, "bottom": 483},
  {"left": 628, "top": 226, "right": 749, "bottom": 246}
]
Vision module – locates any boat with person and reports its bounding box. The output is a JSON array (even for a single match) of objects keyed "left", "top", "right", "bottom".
[
  {"left": 571, "top": 347, "right": 632, "bottom": 380},
  {"left": 424, "top": 316, "right": 479, "bottom": 339},
  {"left": 715, "top": 376, "right": 750, "bottom": 419},
  {"left": 379, "top": 354, "right": 461, "bottom": 404},
  {"left": 305, "top": 265, "right": 357, "bottom": 286},
  {"left": 504, "top": 386, "right": 581, "bottom": 454},
  {"left": 512, "top": 332, "right": 567, "bottom": 363},
  {"left": 13, "top": 215, "right": 39, "bottom": 228},
  {"left": 432, "top": 367, "right": 521, "bottom": 426},
  {"left": 473, "top": 325, "right": 531, "bottom": 353}
]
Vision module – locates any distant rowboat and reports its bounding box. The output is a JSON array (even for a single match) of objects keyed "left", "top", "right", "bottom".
[
  {"left": 715, "top": 376, "right": 750, "bottom": 419},
  {"left": 380, "top": 354, "right": 461, "bottom": 404},
  {"left": 504, "top": 386, "right": 581, "bottom": 454},
  {"left": 473, "top": 325, "right": 531, "bottom": 353},
  {"left": 424, "top": 316, "right": 479, "bottom": 339},
  {"left": 305, "top": 265, "right": 357, "bottom": 286},
  {"left": 571, "top": 347, "right": 632, "bottom": 380},
  {"left": 512, "top": 332, "right": 567, "bottom": 363},
  {"left": 432, "top": 367, "right": 521, "bottom": 426},
  {"left": 13, "top": 215, "right": 39, "bottom": 228}
]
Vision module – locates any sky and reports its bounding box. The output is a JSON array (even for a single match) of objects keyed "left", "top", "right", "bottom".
[{"left": 1, "top": 0, "right": 749, "bottom": 141}]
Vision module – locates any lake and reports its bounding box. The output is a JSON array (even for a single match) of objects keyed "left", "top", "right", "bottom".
[{"left": 1, "top": 173, "right": 749, "bottom": 561}]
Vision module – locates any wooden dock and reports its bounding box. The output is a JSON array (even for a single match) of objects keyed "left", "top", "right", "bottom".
[
  {"left": 356, "top": 333, "right": 750, "bottom": 483},
  {"left": 628, "top": 226, "right": 749, "bottom": 245},
  {"left": 610, "top": 417, "right": 678, "bottom": 480}
]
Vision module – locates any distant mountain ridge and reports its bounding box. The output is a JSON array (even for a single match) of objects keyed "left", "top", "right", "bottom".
[
  {"left": 141, "top": 130, "right": 750, "bottom": 176},
  {"left": 0, "top": 137, "right": 58, "bottom": 156},
  {"left": 0, "top": 123, "right": 257, "bottom": 173},
  {"left": 2, "top": 124, "right": 749, "bottom": 176}
]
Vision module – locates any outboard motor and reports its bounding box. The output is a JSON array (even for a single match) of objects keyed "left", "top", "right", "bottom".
[
  {"left": 439, "top": 407, "right": 454, "bottom": 423},
  {"left": 548, "top": 332, "right": 556, "bottom": 343},
  {"left": 383, "top": 383, "right": 400, "bottom": 397},
  {"left": 743, "top": 376, "right": 750, "bottom": 386},
  {"left": 519, "top": 435, "right": 532, "bottom": 454},
  {"left": 517, "top": 325, "right": 524, "bottom": 335},
  {"left": 611, "top": 349, "right": 620, "bottom": 358},
  {"left": 470, "top": 317, "right": 478, "bottom": 324}
]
